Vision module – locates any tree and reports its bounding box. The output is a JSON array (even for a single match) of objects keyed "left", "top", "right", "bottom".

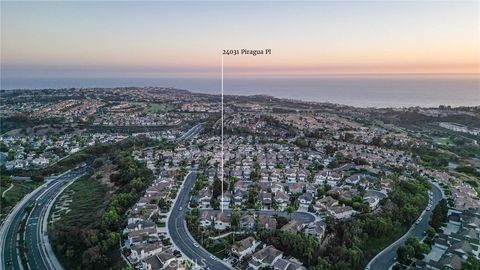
[
  {"left": 158, "top": 197, "right": 169, "bottom": 211},
  {"left": 286, "top": 205, "right": 295, "bottom": 218},
  {"left": 212, "top": 175, "right": 222, "bottom": 199},
  {"left": 231, "top": 208, "right": 240, "bottom": 231},
  {"left": 462, "top": 256, "right": 480, "bottom": 270},
  {"left": 397, "top": 245, "right": 413, "bottom": 264},
  {"left": 101, "top": 208, "right": 121, "bottom": 231},
  {"left": 392, "top": 264, "right": 403, "bottom": 270},
  {"left": 31, "top": 175, "right": 44, "bottom": 182},
  {"left": 92, "top": 158, "right": 104, "bottom": 168},
  {"left": 151, "top": 212, "right": 160, "bottom": 224},
  {"left": 430, "top": 199, "right": 448, "bottom": 231},
  {"left": 426, "top": 226, "right": 436, "bottom": 238}
]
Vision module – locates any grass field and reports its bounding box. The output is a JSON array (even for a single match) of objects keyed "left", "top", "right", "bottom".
[
  {"left": 1, "top": 181, "right": 39, "bottom": 220},
  {"left": 144, "top": 103, "right": 175, "bottom": 113},
  {"left": 50, "top": 176, "right": 107, "bottom": 228},
  {"left": 49, "top": 176, "right": 110, "bottom": 269},
  {"left": 433, "top": 137, "right": 453, "bottom": 146}
]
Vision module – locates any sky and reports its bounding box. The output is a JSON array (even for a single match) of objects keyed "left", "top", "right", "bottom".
[{"left": 1, "top": 1, "right": 479, "bottom": 79}]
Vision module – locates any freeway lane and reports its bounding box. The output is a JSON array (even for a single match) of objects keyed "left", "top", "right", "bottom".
[
  {"left": 168, "top": 172, "right": 232, "bottom": 270},
  {"left": 366, "top": 182, "right": 443, "bottom": 270},
  {"left": 178, "top": 123, "right": 204, "bottom": 141},
  {"left": 25, "top": 181, "right": 64, "bottom": 270},
  {"left": 1, "top": 169, "right": 86, "bottom": 270}
]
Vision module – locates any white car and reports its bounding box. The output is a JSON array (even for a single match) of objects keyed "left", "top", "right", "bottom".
[
  {"left": 194, "top": 243, "right": 200, "bottom": 248},
  {"left": 210, "top": 255, "right": 217, "bottom": 261}
]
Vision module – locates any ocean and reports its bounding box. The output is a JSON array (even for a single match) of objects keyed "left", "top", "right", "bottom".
[{"left": 1, "top": 75, "right": 479, "bottom": 108}]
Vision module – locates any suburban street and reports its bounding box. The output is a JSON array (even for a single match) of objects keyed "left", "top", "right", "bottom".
[
  {"left": 366, "top": 182, "right": 444, "bottom": 270},
  {"left": 168, "top": 172, "right": 232, "bottom": 270},
  {"left": 0, "top": 168, "right": 86, "bottom": 270},
  {"left": 168, "top": 171, "right": 317, "bottom": 270}
]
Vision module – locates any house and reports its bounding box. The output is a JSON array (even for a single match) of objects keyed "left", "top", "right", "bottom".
[
  {"left": 127, "top": 227, "right": 158, "bottom": 245},
  {"left": 286, "top": 182, "right": 304, "bottom": 194},
  {"left": 303, "top": 183, "right": 315, "bottom": 196},
  {"left": 197, "top": 188, "right": 212, "bottom": 208},
  {"left": 200, "top": 212, "right": 215, "bottom": 228},
  {"left": 221, "top": 192, "right": 231, "bottom": 209},
  {"left": 281, "top": 220, "right": 304, "bottom": 233},
  {"left": 145, "top": 186, "right": 161, "bottom": 198},
  {"left": 240, "top": 214, "right": 255, "bottom": 230},
  {"left": 143, "top": 254, "right": 163, "bottom": 270},
  {"left": 214, "top": 212, "right": 231, "bottom": 230},
  {"left": 249, "top": 245, "right": 283, "bottom": 270},
  {"left": 231, "top": 236, "right": 259, "bottom": 260},
  {"left": 327, "top": 205, "right": 356, "bottom": 220},
  {"left": 314, "top": 196, "right": 338, "bottom": 211},
  {"left": 314, "top": 171, "right": 328, "bottom": 184},
  {"left": 448, "top": 240, "right": 476, "bottom": 258},
  {"left": 272, "top": 258, "right": 306, "bottom": 270},
  {"left": 427, "top": 253, "right": 465, "bottom": 270},
  {"left": 315, "top": 170, "right": 342, "bottom": 186},
  {"left": 285, "top": 169, "right": 297, "bottom": 182},
  {"left": 327, "top": 172, "right": 342, "bottom": 187},
  {"left": 32, "top": 157, "right": 49, "bottom": 166},
  {"left": 304, "top": 221, "right": 326, "bottom": 240},
  {"left": 142, "top": 251, "right": 177, "bottom": 270},
  {"left": 126, "top": 221, "right": 156, "bottom": 232},
  {"left": 297, "top": 169, "right": 308, "bottom": 182},
  {"left": 274, "top": 190, "right": 290, "bottom": 211},
  {"left": 271, "top": 182, "right": 283, "bottom": 193},
  {"left": 363, "top": 196, "right": 380, "bottom": 210},
  {"left": 257, "top": 216, "right": 277, "bottom": 230},
  {"left": 129, "top": 242, "right": 163, "bottom": 263},
  {"left": 234, "top": 189, "right": 247, "bottom": 206},
  {"left": 298, "top": 193, "right": 313, "bottom": 208},
  {"left": 345, "top": 174, "right": 363, "bottom": 185},
  {"left": 261, "top": 191, "right": 272, "bottom": 209},
  {"left": 419, "top": 207, "right": 480, "bottom": 269}
]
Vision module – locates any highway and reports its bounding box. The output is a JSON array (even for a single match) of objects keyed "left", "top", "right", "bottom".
[
  {"left": 168, "top": 172, "right": 232, "bottom": 270},
  {"left": 178, "top": 123, "right": 204, "bottom": 141},
  {"left": 0, "top": 168, "right": 86, "bottom": 270},
  {"left": 366, "top": 182, "right": 443, "bottom": 270}
]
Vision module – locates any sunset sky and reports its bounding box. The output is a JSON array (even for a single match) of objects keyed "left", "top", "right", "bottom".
[{"left": 1, "top": 1, "right": 479, "bottom": 79}]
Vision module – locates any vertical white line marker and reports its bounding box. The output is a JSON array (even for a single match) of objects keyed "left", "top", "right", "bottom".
[{"left": 221, "top": 55, "right": 224, "bottom": 213}]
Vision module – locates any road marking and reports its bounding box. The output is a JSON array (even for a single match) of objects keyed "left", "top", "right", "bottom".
[{"left": 174, "top": 218, "right": 203, "bottom": 260}]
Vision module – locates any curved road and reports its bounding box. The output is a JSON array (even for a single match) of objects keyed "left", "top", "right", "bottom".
[
  {"left": 0, "top": 168, "right": 86, "bottom": 270},
  {"left": 168, "top": 172, "right": 317, "bottom": 270},
  {"left": 366, "top": 182, "right": 443, "bottom": 270},
  {"left": 168, "top": 172, "right": 232, "bottom": 270}
]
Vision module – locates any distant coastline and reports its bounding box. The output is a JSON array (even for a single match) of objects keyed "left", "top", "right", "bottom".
[{"left": 2, "top": 74, "right": 479, "bottom": 108}]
